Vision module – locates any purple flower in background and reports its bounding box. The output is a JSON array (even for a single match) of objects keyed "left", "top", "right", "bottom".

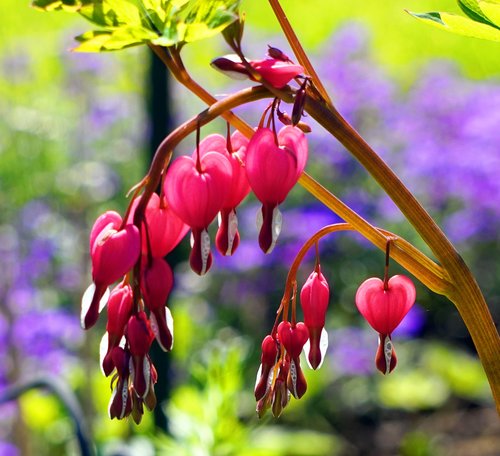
[
  {"left": 392, "top": 304, "right": 426, "bottom": 338},
  {"left": 330, "top": 327, "right": 374, "bottom": 376}
]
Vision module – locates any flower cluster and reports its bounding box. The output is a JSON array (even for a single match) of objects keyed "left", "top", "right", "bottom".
[
  {"left": 254, "top": 241, "right": 416, "bottom": 417},
  {"left": 81, "top": 58, "right": 310, "bottom": 420}
]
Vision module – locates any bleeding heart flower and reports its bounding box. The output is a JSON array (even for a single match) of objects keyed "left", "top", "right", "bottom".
[
  {"left": 355, "top": 275, "right": 416, "bottom": 374},
  {"left": 211, "top": 54, "right": 304, "bottom": 88},
  {"left": 355, "top": 275, "right": 416, "bottom": 335},
  {"left": 277, "top": 321, "right": 309, "bottom": 359},
  {"left": 128, "top": 192, "right": 189, "bottom": 258},
  {"left": 82, "top": 211, "right": 140, "bottom": 330},
  {"left": 254, "top": 335, "right": 279, "bottom": 401},
  {"left": 140, "top": 257, "right": 174, "bottom": 352},
  {"left": 250, "top": 58, "right": 304, "bottom": 88},
  {"left": 100, "top": 282, "right": 133, "bottom": 376},
  {"left": 126, "top": 311, "right": 155, "bottom": 399},
  {"left": 194, "top": 132, "right": 250, "bottom": 256},
  {"left": 108, "top": 347, "right": 132, "bottom": 420},
  {"left": 300, "top": 266, "right": 330, "bottom": 370},
  {"left": 246, "top": 126, "right": 308, "bottom": 253},
  {"left": 164, "top": 151, "right": 232, "bottom": 275}
]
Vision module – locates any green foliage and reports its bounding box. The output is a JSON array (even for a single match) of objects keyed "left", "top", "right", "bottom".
[
  {"left": 408, "top": 0, "right": 500, "bottom": 42},
  {"left": 32, "top": 0, "right": 241, "bottom": 51},
  {"left": 156, "top": 338, "right": 339, "bottom": 456}
]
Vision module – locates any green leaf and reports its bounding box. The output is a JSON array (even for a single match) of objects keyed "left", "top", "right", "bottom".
[
  {"left": 34, "top": 0, "right": 241, "bottom": 51},
  {"left": 408, "top": 10, "right": 500, "bottom": 41},
  {"left": 74, "top": 27, "right": 157, "bottom": 51},
  {"left": 155, "top": 0, "right": 240, "bottom": 46},
  {"left": 32, "top": 0, "right": 92, "bottom": 12},
  {"left": 479, "top": 0, "right": 500, "bottom": 26},
  {"left": 458, "top": 0, "right": 494, "bottom": 24}
]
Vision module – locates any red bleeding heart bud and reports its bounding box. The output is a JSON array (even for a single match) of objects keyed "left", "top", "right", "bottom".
[
  {"left": 211, "top": 55, "right": 250, "bottom": 80},
  {"left": 101, "top": 282, "right": 134, "bottom": 376},
  {"left": 267, "top": 45, "right": 290, "bottom": 62},
  {"left": 300, "top": 266, "right": 330, "bottom": 370},
  {"left": 254, "top": 335, "right": 279, "bottom": 401},
  {"left": 355, "top": 275, "right": 416, "bottom": 335},
  {"left": 250, "top": 59, "right": 304, "bottom": 88},
  {"left": 277, "top": 321, "right": 309, "bottom": 359}
]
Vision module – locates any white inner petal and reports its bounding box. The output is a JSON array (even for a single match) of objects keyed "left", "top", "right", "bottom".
[
  {"left": 80, "top": 283, "right": 95, "bottom": 329},
  {"left": 225, "top": 209, "right": 238, "bottom": 255},
  {"left": 256, "top": 207, "right": 263, "bottom": 231},
  {"left": 384, "top": 335, "right": 393, "bottom": 375},
  {"left": 289, "top": 359, "right": 298, "bottom": 398},
  {"left": 165, "top": 307, "right": 174, "bottom": 350},
  {"left": 99, "top": 332, "right": 110, "bottom": 376},
  {"left": 200, "top": 229, "right": 211, "bottom": 275},
  {"left": 267, "top": 206, "right": 282, "bottom": 253}
]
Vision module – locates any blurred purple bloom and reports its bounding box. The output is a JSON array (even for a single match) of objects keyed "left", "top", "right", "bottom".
[
  {"left": 330, "top": 327, "right": 374, "bottom": 376},
  {"left": 0, "top": 441, "right": 19, "bottom": 456},
  {"left": 392, "top": 304, "right": 426, "bottom": 338}
]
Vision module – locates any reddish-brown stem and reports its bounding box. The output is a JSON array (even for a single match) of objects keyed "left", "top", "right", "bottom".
[{"left": 267, "top": 0, "right": 333, "bottom": 107}]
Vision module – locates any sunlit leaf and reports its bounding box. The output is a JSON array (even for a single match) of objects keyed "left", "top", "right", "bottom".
[
  {"left": 458, "top": 0, "right": 495, "bottom": 24},
  {"left": 32, "top": 0, "right": 92, "bottom": 12},
  {"left": 408, "top": 10, "right": 500, "bottom": 41},
  {"left": 479, "top": 0, "right": 500, "bottom": 25},
  {"left": 34, "top": 0, "right": 241, "bottom": 51},
  {"left": 74, "top": 28, "right": 157, "bottom": 52}
]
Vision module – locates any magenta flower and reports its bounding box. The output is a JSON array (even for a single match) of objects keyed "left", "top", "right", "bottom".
[
  {"left": 246, "top": 126, "right": 308, "bottom": 253},
  {"left": 300, "top": 265, "right": 330, "bottom": 370},
  {"left": 108, "top": 346, "right": 132, "bottom": 420},
  {"left": 126, "top": 311, "right": 155, "bottom": 399},
  {"left": 254, "top": 334, "right": 279, "bottom": 401},
  {"left": 250, "top": 58, "right": 304, "bottom": 88},
  {"left": 100, "top": 282, "right": 133, "bottom": 376},
  {"left": 211, "top": 54, "right": 304, "bottom": 88},
  {"left": 128, "top": 192, "right": 189, "bottom": 258},
  {"left": 164, "top": 148, "right": 232, "bottom": 275},
  {"left": 277, "top": 321, "right": 309, "bottom": 399},
  {"left": 140, "top": 257, "right": 174, "bottom": 352},
  {"left": 355, "top": 275, "right": 416, "bottom": 374},
  {"left": 194, "top": 132, "right": 250, "bottom": 256},
  {"left": 81, "top": 211, "right": 140, "bottom": 330}
]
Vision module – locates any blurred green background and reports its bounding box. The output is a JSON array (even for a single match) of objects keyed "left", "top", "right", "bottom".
[{"left": 0, "top": 1, "right": 499, "bottom": 455}]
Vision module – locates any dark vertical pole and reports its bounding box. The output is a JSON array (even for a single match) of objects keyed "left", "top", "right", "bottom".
[{"left": 146, "top": 48, "right": 174, "bottom": 432}]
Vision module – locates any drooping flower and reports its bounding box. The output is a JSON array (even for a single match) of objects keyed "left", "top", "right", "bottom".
[
  {"left": 81, "top": 211, "right": 140, "bottom": 330},
  {"left": 300, "top": 265, "right": 330, "bottom": 369},
  {"left": 164, "top": 149, "right": 232, "bottom": 275},
  {"left": 140, "top": 257, "right": 174, "bottom": 352},
  {"left": 194, "top": 132, "right": 250, "bottom": 256},
  {"left": 211, "top": 54, "right": 304, "bottom": 88},
  {"left": 108, "top": 346, "right": 132, "bottom": 420},
  {"left": 245, "top": 126, "right": 308, "bottom": 253},
  {"left": 100, "top": 282, "right": 133, "bottom": 376},
  {"left": 126, "top": 311, "right": 155, "bottom": 399},
  {"left": 254, "top": 334, "right": 279, "bottom": 401},
  {"left": 355, "top": 275, "right": 416, "bottom": 374},
  {"left": 277, "top": 321, "right": 309, "bottom": 399},
  {"left": 128, "top": 192, "right": 189, "bottom": 258}
]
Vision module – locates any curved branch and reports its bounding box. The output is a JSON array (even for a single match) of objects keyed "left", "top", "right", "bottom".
[{"left": 0, "top": 375, "right": 94, "bottom": 456}]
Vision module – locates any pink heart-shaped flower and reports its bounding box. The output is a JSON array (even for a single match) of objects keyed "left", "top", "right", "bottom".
[
  {"left": 277, "top": 321, "right": 309, "bottom": 359},
  {"left": 246, "top": 126, "right": 307, "bottom": 206},
  {"left": 355, "top": 275, "right": 416, "bottom": 335},
  {"left": 164, "top": 152, "right": 232, "bottom": 229}
]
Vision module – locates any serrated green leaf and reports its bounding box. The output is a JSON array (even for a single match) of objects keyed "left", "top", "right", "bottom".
[
  {"left": 479, "top": 0, "right": 500, "bottom": 26},
  {"left": 409, "top": 10, "right": 500, "bottom": 41},
  {"left": 458, "top": 0, "right": 494, "bottom": 24}
]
